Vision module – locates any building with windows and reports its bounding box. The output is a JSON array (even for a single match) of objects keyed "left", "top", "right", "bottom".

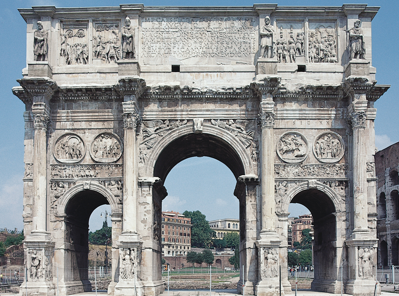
[
  {"left": 291, "top": 214, "right": 313, "bottom": 247},
  {"left": 161, "top": 211, "right": 192, "bottom": 257},
  {"left": 209, "top": 218, "right": 239, "bottom": 239},
  {"left": 376, "top": 142, "right": 399, "bottom": 267}
]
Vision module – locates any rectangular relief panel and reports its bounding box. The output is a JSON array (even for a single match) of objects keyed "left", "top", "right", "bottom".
[
  {"left": 93, "top": 22, "right": 121, "bottom": 64},
  {"left": 308, "top": 21, "right": 338, "bottom": 64},
  {"left": 59, "top": 22, "right": 89, "bottom": 66}
]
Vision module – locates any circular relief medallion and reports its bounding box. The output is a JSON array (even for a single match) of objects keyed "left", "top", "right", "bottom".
[
  {"left": 313, "top": 132, "right": 344, "bottom": 163},
  {"left": 277, "top": 132, "right": 308, "bottom": 163},
  {"left": 54, "top": 133, "right": 85, "bottom": 163},
  {"left": 90, "top": 133, "right": 123, "bottom": 163}
]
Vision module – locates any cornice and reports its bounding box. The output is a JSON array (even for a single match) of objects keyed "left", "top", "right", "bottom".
[
  {"left": 12, "top": 86, "right": 32, "bottom": 106},
  {"left": 17, "top": 78, "right": 57, "bottom": 103},
  {"left": 274, "top": 84, "right": 344, "bottom": 100},
  {"left": 115, "top": 77, "right": 147, "bottom": 99},
  {"left": 55, "top": 86, "right": 119, "bottom": 101},
  {"left": 367, "top": 85, "right": 390, "bottom": 102}
]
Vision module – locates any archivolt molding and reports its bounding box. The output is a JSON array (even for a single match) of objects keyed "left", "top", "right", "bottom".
[
  {"left": 56, "top": 181, "right": 121, "bottom": 217},
  {"left": 141, "top": 121, "right": 255, "bottom": 177},
  {"left": 281, "top": 180, "right": 344, "bottom": 214}
]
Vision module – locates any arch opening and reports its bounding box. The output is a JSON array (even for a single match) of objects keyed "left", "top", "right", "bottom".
[
  {"left": 289, "top": 189, "right": 337, "bottom": 291},
  {"left": 64, "top": 190, "right": 112, "bottom": 292},
  {"left": 391, "top": 190, "right": 399, "bottom": 220},
  {"left": 379, "top": 192, "right": 387, "bottom": 219},
  {"left": 380, "top": 240, "right": 388, "bottom": 268}
]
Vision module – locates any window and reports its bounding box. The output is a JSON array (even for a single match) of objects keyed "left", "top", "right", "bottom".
[{"left": 228, "top": 223, "right": 230, "bottom": 228}]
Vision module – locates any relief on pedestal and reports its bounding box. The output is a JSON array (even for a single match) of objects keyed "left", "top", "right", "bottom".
[
  {"left": 313, "top": 132, "right": 344, "bottom": 163},
  {"left": 24, "top": 163, "right": 33, "bottom": 179},
  {"left": 28, "top": 249, "right": 52, "bottom": 282},
  {"left": 60, "top": 24, "right": 89, "bottom": 65},
  {"left": 260, "top": 247, "right": 279, "bottom": 279},
  {"left": 90, "top": 133, "right": 123, "bottom": 163},
  {"left": 277, "top": 132, "right": 308, "bottom": 163},
  {"left": 120, "top": 247, "right": 139, "bottom": 280},
  {"left": 275, "top": 23, "right": 304, "bottom": 63},
  {"left": 308, "top": 23, "right": 337, "bottom": 63},
  {"left": 93, "top": 23, "right": 121, "bottom": 63},
  {"left": 54, "top": 134, "right": 85, "bottom": 163},
  {"left": 366, "top": 162, "right": 375, "bottom": 178},
  {"left": 34, "top": 21, "right": 48, "bottom": 61},
  {"left": 358, "top": 247, "right": 375, "bottom": 279}
]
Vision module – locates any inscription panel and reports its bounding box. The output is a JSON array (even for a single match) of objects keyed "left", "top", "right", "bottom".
[{"left": 141, "top": 17, "right": 257, "bottom": 65}]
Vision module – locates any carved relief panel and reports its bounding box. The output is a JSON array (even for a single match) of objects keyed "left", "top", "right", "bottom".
[
  {"left": 313, "top": 132, "right": 344, "bottom": 163},
  {"left": 277, "top": 132, "right": 308, "bottom": 163},
  {"left": 275, "top": 21, "right": 305, "bottom": 63},
  {"left": 141, "top": 17, "right": 257, "bottom": 65},
  {"left": 358, "top": 247, "right": 375, "bottom": 279},
  {"left": 54, "top": 133, "right": 85, "bottom": 163},
  {"left": 260, "top": 247, "right": 279, "bottom": 279},
  {"left": 308, "top": 22, "right": 337, "bottom": 63},
  {"left": 93, "top": 22, "right": 121, "bottom": 63},
  {"left": 90, "top": 133, "right": 123, "bottom": 163},
  {"left": 27, "top": 248, "right": 52, "bottom": 282},
  {"left": 60, "top": 23, "right": 89, "bottom": 65},
  {"left": 119, "top": 247, "right": 139, "bottom": 280}
]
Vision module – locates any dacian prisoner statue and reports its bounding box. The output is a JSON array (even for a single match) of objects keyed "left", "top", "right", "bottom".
[{"left": 13, "top": 3, "right": 389, "bottom": 296}]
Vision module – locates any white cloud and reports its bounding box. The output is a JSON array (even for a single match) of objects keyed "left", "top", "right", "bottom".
[
  {"left": 215, "top": 198, "right": 227, "bottom": 206},
  {"left": 163, "top": 195, "right": 186, "bottom": 212},
  {"left": 375, "top": 134, "right": 393, "bottom": 151},
  {"left": 0, "top": 175, "right": 24, "bottom": 230}
]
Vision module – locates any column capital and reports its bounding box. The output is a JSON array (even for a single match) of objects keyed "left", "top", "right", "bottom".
[
  {"left": 122, "top": 101, "right": 140, "bottom": 130},
  {"left": 115, "top": 77, "right": 147, "bottom": 100},
  {"left": 17, "top": 77, "right": 57, "bottom": 104},
  {"left": 32, "top": 102, "right": 50, "bottom": 131},
  {"left": 259, "top": 101, "right": 275, "bottom": 128},
  {"left": 350, "top": 111, "right": 367, "bottom": 130}
]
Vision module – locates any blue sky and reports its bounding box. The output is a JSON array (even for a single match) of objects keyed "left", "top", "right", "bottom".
[{"left": 0, "top": 0, "right": 397, "bottom": 231}]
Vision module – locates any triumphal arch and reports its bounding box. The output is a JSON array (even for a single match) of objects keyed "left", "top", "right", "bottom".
[{"left": 13, "top": 3, "right": 389, "bottom": 296}]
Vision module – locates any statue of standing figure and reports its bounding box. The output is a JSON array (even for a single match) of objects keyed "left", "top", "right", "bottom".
[
  {"left": 349, "top": 19, "right": 365, "bottom": 60},
  {"left": 122, "top": 16, "right": 135, "bottom": 59},
  {"left": 260, "top": 16, "right": 274, "bottom": 59},
  {"left": 34, "top": 21, "right": 48, "bottom": 61}
]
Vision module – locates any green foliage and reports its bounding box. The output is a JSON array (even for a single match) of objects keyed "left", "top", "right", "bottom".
[
  {"left": 183, "top": 210, "right": 214, "bottom": 248},
  {"left": 194, "top": 252, "right": 204, "bottom": 265},
  {"left": 0, "top": 242, "right": 5, "bottom": 257},
  {"left": 186, "top": 251, "right": 197, "bottom": 266},
  {"left": 288, "top": 252, "right": 299, "bottom": 266},
  {"left": 4, "top": 232, "right": 24, "bottom": 247},
  {"left": 299, "top": 249, "right": 312, "bottom": 266},
  {"left": 88, "top": 226, "right": 112, "bottom": 245},
  {"left": 224, "top": 232, "right": 239, "bottom": 249},
  {"left": 212, "top": 238, "right": 226, "bottom": 249},
  {"left": 202, "top": 249, "right": 214, "bottom": 265},
  {"left": 293, "top": 242, "right": 300, "bottom": 248},
  {"left": 162, "top": 258, "right": 166, "bottom": 265},
  {"left": 300, "top": 229, "right": 312, "bottom": 249},
  {"left": 229, "top": 248, "right": 239, "bottom": 270}
]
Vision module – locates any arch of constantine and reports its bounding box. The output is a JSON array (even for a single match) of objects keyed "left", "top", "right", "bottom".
[{"left": 13, "top": 3, "right": 389, "bottom": 296}]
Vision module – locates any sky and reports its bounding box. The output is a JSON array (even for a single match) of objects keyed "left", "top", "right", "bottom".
[{"left": 0, "top": 0, "right": 397, "bottom": 232}]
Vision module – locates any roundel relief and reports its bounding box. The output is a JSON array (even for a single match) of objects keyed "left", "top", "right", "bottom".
[
  {"left": 277, "top": 132, "right": 308, "bottom": 163},
  {"left": 54, "top": 133, "right": 85, "bottom": 163},
  {"left": 313, "top": 132, "right": 344, "bottom": 163},
  {"left": 90, "top": 133, "right": 123, "bottom": 163}
]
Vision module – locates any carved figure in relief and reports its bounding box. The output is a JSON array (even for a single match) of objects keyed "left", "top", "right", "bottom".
[
  {"left": 30, "top": 250, "right": 41, "bottom": 280},
  {"left": 93, "top": 24, "right": 121, "bottom": 63},
  {"left": 34, "top": 21, "right": 48, "bottom": 61},
  {"left": 308, "top": 26, "right": 337, "bottom": 63},
  {"left": 263, "top": 248, "right": 278, "bottom": 278},
  {"left": 314, "top": 133, "right": 343, "bottom": 162},
  {"left": 55, "top": 134, "right": 85, "bottom": 163},
  {"left": 349, "top": 20, "right": 365, "bottom": 60},
  {"left": 122, "top": 17, "right": 135, "bottom": 59},
  {"left": 259, "top": 16, "right": 274, "bottom": 59},
  {"left": 288, "top": 39, "right": 296, "bottom": 63},
  {"left": 120, "top": 248, "right": 137, "bottom": 280},
  {"left": 60, "top": 29, "right": 88, "bottom": 65},
  {"left": 359, "top": 247, "right": 374, "bottom": 278},
  {"left": 278, "top": 133, "right": 307, "bottom": 160},
  {"left": 295, "top": 32, "right": 304, "bottom": 56},
  {"left": 91, "top": 133, "right": 122, "bottom": 162}
]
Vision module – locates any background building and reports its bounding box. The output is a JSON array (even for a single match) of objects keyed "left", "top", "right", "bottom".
[
  {"left": 376, "top": 142, "right": 399, "bottom": 267},
  {"left": 209, "top": 218, "right": 239, "bottom": 239},
  {"left": 161, "top": 211, "right": 192, "bottom": 257},
  {"left": 291, "top": 214, "right": 313, "bottom": 248}
]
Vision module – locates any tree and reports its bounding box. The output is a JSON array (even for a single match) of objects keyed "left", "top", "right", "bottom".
[
  {"left": 186, "top": 251, "right": 197, "bottom": 267},
  {"left": 0, "top": 242, "right": 5, "bottom": 257},
  {"left": 162, "top": 258, "right": 166, "bottom": 265},
  {"left": 212, "top": 238, "right": 226, "bottom": 249},
  {"left": 4, "top": 232, "right": 24, "bottom": 247},
  {"left": 89, "top": 226, "right": 112, "bottom": 245},
  {"left": 183, "top": 210, "right": 214, "bottom": 248},
  {"left": 299, "top": 249, "right": 312, "bottom": 266},
  {"left": 194, "top": 252, "right": 204, "bottom": 266},
  {"left": 288, "top": 252, "right": 299, "bottom": 267},
  {"left": 224, "top": 232, "right": 239, "bottom": 249},
  {"left": 300, "top": 229, "right": 312, "bottom": 249},
  {"left": 229, "top": 248, "right": 239, "bottom": 270},
  {"left": 293, "top": 242, "right": 300, "bottom": 248},
  {"left": 202, "top": 249, "right": 214, "bottom": 265}
]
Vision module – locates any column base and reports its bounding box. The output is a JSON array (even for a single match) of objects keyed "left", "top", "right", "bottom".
[
  {"left": 19, "top": 281, "right": 55, "bottom": 296},
  {"left": 311, "top": 279, "right": 342, "bottom": 294},
  {"left": 346, "top": 279, "right": 379, "bottom": 296}
]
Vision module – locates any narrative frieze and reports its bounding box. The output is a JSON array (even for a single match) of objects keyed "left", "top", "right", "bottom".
[
  {"left": 50, "top": 164, "right": 122, "bottom": 179},
  {"left": 141, "top": 17, "right": 256, "bottom": 60},
  {"left": 275, "top": 163, "right": 347, "bottom": 178},
  {"left": 53, "top": 133, "right": 85, "bottom": 163},
  {"left": 90, "top": 133, "right": 123, "bottom": 163}
]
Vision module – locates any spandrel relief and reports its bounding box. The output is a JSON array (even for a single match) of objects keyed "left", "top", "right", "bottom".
[
  {"left": 275, "top": 22, "right": 304, "bottom": 63},
  {"left": 60, "top": 24, "right": 89, "bottom": 65},
  {"left": 93, "top": 23, "right": 121, "bottom": 63},
  {"left": 308, "top": 23, "right": 337, "bottom": 63},
  {"left": 54, "top": 134, "right": 85, "bottom": 163},
  {"left": 141, "top": 17, "right": 256, "bottom": 64},
  {"left": 90, "top": 133, "right": 123, "bottom": 163},
  {"left": 313, "top": 132, "right": 344, "bottom": 163},
  {"left": 277, "top": 132, "right": 308, "bottom": 163}
]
